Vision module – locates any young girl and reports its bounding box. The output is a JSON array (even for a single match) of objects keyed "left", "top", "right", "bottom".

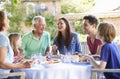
[
  {"left": 84, "top": 22, "right": 120, "bottom": 79},
  {"left": 9, "top": 33, "right": 21, "bottom": 56},
  {"left": 9, "top": 33, "right": 24, "bottom": 63}
]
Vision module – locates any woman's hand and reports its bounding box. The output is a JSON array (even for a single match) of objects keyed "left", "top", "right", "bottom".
[
  {"left": 52, "top": 45, "right": 58, "bottom": 55},
  {"left": 82, "top": 55, "right": 94, "bottom": 62},
  {"left": 22, "top": 61, "right": 34, "bottom": 68}
]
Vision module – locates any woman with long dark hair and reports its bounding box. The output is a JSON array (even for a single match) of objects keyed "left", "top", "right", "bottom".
[{"left": 52, "top": 17, "right": 82, "bottom": 55}]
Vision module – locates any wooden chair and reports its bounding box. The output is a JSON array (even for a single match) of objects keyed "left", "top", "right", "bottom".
[
  {"left": 0, "top": 72, "right": 25, "bottom": 79},
  {"left": 91, "top": 69, "right": 120, "bottom": 79}
]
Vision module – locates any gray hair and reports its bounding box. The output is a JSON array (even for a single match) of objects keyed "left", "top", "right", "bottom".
[{"left": 32, "top": 15, "right": 46, "bottom": 25}]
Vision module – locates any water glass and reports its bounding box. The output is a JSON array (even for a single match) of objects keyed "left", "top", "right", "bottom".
[
  {"left": 31, "top": 54, "right": 37, "bottom": 61},
  {"left": 36, "top": 53, "right": 42, "bottom": 64},
  {"left": 62, "top": 55, "right": 71, "bottom": 63}
]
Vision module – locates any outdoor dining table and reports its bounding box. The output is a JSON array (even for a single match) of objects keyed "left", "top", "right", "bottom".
[{"left": 14, "top": 62, "right": 92, "bottom": 79}]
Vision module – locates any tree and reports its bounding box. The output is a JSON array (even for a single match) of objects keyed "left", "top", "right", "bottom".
[
  {"left": 44, "top": 14, "right": 57, "bottom": 41},
  {"left": 3, "top": 0, "right": 26, "bottom": 34},
  {"left": 61, "top": 0, "right": 95, "bottom": 14}
]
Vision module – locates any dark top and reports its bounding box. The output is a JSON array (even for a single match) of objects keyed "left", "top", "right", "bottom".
[{"left": 87, "top": 36, "right": 102, "bottom": 54}]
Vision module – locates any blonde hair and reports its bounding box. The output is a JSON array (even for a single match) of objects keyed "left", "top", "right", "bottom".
[
  {"left": 98, "top": 22, "right": 116, "bottom": 42},
  {"left": 8, "top": 33, "right": 21, "bottom": 55}
]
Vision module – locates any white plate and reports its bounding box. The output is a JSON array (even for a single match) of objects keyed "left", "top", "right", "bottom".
[
  {"left": 42, "top": 63, "right": 61, "bottom": 68},
  {"left": 71, "top": 62, "right": 90, "bottom": 65}
]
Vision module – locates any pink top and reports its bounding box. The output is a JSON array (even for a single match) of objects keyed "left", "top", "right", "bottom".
[{"left": 87, "top": 36, "right": 102, "bottom": 54}]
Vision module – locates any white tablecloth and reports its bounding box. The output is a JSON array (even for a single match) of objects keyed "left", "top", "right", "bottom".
[{"left": 14, "top": 63, "right": 92, "bottom": 79}]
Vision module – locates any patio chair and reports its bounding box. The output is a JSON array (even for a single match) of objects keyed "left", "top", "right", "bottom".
[{"left": 0, "top": 72, "right": 25, "bottom": 79}]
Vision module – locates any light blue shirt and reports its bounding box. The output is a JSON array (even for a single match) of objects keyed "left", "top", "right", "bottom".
[
  {"left": 53, "top": 32, "right": 82, "bottom": 55},
  {"left": 0, "top": 33, "right": 14, "bottom": 78}
]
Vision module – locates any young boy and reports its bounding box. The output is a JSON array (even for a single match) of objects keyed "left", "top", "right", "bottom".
[{"left": 84, "top": 22, "right": 120, "bottom": 79}]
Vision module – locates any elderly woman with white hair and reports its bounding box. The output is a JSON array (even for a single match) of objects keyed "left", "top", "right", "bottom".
[{"left": 20, "top": 15, "right": 50, "bottom": 57}]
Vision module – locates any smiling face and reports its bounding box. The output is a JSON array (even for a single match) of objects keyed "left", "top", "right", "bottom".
[
  {"left": 82, "top": 15, "right": 98, "bottom": 35},
  {"left": 82, "top": 20, "right": 93, "bottom": 34},
  {"left": 57, "top": 19, "right": 66, "bottom": 32},
  {"left": 34, "top": 19, "right": 45, "bottom": 34}
]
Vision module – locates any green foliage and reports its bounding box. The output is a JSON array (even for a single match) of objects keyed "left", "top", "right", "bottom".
[
  {"left": 43, "top": 14, "right": 57, "bottom": 41},
  {"left": 25, "top": 13, "right": 37, "bottom": 26},
  {"left": 5, "top": 4, "right": 25, "bottom": 33},
  {"left": 61, "top": 0, "right": 95, "bottom": 14},
  {"left": 13, "top": 0, "right": 19, "bottom": 6},
  {"left": 8, "top": 14, "right": 21, "bottom": 32},
  {"left": 74, "top": 19, "right": 83, "bottom": 34},
  {"left": 61, "top": 4, "right": 78, "bottom": 14},
  {"left": 74, "top": 19, "right": 87, "bottom": 42}
]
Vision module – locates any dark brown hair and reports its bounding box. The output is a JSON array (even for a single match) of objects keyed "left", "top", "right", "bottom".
[
  {"left": 98, "top": 22, "right": 116, "bottom": 42},
  {"left": 0, "top": 11, "right": 5, "bottom": 31},
  {"left": 83, "top": 15, "right": 98, "bottom": 28},
  {"left": 56, "top": 17, "right": 72, "bottom": 49}
]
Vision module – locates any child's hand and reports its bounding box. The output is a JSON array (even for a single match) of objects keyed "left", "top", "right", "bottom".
[
  {"left": 52, "top": 45, "right": 58, "bottom": 55},
  {"left": 22, "top": 60, "right": 34, "bottom": 68},
  {"left": 82, "top": 55, "right": 93, "bottom": 62},
  {"left": 14, "top": 56, "right": 25, "bottom": 63}
]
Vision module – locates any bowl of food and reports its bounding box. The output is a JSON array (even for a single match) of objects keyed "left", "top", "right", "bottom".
[
  {"left": 42, "top": 60, "right": 61, "bottom": 68},
  {"left": 71, "top": 55, "right": 90, "bottom": 65}
]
